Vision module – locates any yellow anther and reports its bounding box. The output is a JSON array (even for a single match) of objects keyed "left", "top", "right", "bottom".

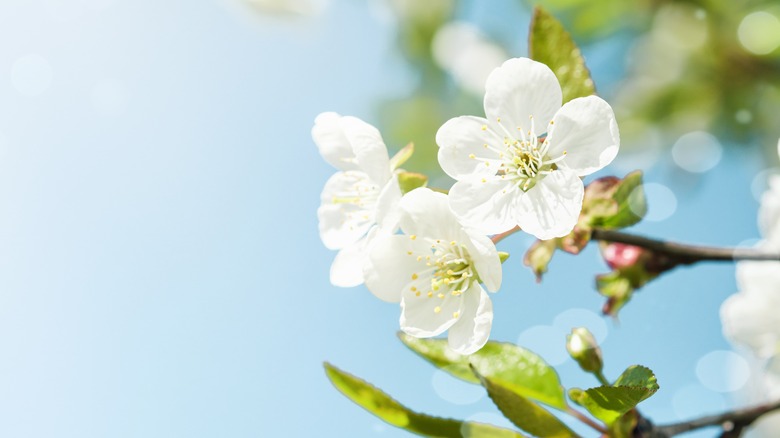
[
  {"left": 481, "top": 178, "right": 487, "bottom": 183},
  {"left": 447, "top": 269, "right": 454, "bottom": 275},
  {"left": 468, "top": 153, "right": 476, "bottom": 159},
  {"left": 411, "top": 286, "right": 417, "bottom": 292},
  {"left": 416, "top": 255, "right": 423, "bottom": 261},
  {"left": 407, "top": 251, "right": 413, "bottom": 255},
  {"left": 434, "top": 306, "right": 442, "bottom": 314},
  {"left": 481, "top": 125, "right": 487, "bottom": 131},
  {"left": 485, "top": 162, "right": 490, "bottom": 167},
  {"left": 549, "top": 120, "right": 555, "bottom": 125},
  {"left": 415, "top": 291, "right": 421, "bottom": 297},
  {"left": 497, "top": 117, "right": 501, "bottom": 122},
  {"left": 437, "top": 293, "right": 445, "bottom": 299},
  {"left": 451, "top": 290, "right": 462, "bottom": 296},
  {"left": 483, "top": 143, "right": 488, "bottom": 148},
  {"left": 453, "top": 311, "right": 460, "bottom": 319},
  {"left": 450, "top": 241, "right": 456, "bottom": 245},
  {"left": 411, "top": 273, "right": 418, "bottom": 280},
  {"left": 427, "top": 291, "right": 433, "bottom": 298},
  {"left": 410, "top": 235, "right": 417, "bottom": 240}
]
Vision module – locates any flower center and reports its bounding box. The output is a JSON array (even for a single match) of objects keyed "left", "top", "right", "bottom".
[
  {"left": 475, "top": 116, "right": 567, "bottom": 192},
  {"left": 406, "top": 236, "right": 476, "bottom": 312},
  {"left": 329, "top": 171, "right": 381, "bottom": 228}
]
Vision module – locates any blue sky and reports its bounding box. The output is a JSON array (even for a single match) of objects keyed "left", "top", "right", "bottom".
[{"left": 0, "top": 1, "right": 773, "bottom": 437}]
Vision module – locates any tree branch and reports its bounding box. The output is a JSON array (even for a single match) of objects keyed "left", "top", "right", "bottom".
[
  {"left": 653, "top": 399, "right": 780, "bottom": 436},
  {"left": 590, "top": 229, "right": 780, "bottom": 263}
]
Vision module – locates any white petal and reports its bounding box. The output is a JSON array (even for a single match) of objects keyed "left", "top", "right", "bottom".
[
  {"left": 330, "top": 237, "right": 370, "bottom": 287},
  {"left": 463, "top": 232, "right": 502, "bottom": 292},
  {"left": 759, "top": 175, "right": 780, "bottom": 245},
  {"left": 546, "top": 96, "right": 620, "bottom": 176},
  {"left": 736, "top": 259, "right": 780, "bottom": 295},
  {"left": 721, "top": 292, "right": 780, "bottom": 358},
  {"left": 448, "top": 284, "right": 493, "bottom": 355},
  {"left": 400, "top": 283, "right": 464, "bottom": 337},
  {"left": 340, "top": 116, "right": 392, "bottom": 184},
  {"left": 364, "top": 235, "right": 430, "bottom": 303},
  {"left": 375, "top": 175, "right": 402, "bottom": 232},
  {"left": 399, "top": 188, "right": 462, "bottom": 240},
  {"left": 312, "top": 112, "right": 359, "bottom": 171},
  {"left": 436, "top": 116, "right": 502, "bottom": 180},
  {"left": 449, "top": 178, "right": 519, "bottom": 235},
  {"left": 483, "top": 58, "right": 562, "bottom": 135},
  {"left": 515, "top": 170, "right": 584, "bottom": 240},
  {"left": 318, "top": 172, "right": 375, "bottom": 249}
]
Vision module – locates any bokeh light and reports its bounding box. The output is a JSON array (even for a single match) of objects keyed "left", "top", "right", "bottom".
[{"left": 738, "top": 11, "right": 780, "bottom": 55}]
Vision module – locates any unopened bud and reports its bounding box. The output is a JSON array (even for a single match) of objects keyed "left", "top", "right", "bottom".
[
  {"left": 602, "top": 243, "right": 643, "bottom": 270},
  {"left": 566, "top": 327, "right": 603, "bottom": 374}
]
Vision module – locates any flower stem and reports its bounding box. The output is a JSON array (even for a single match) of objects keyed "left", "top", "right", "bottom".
[
  {"left": 566, "top": 407, "right": 608, "bottom": 434},
  {"left": 595, "top": 370, "right": 610, "bottom": 386},
  {"left": 491, "top": 226, "right": 521, "bottom": 244},
  {"left": 590, "top": 229, "right": 780, "bottom": 263}
]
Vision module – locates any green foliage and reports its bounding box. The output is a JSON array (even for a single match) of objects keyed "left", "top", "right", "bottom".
[
  {"left": 586, "top": 171, "right": 646, "bottom": 229},
  {"left": 399, "top": 334, "right": 568, "bottom": 410},
  {"left": 475, "top": 369, "right": 580, "bottom": 438},
  {"left": 324, "top": 362, "right": 526, "bottom": 438},
  {"left": 568, "top": 365, "right": 659, "bottom": 426},
  {"left": 529, "top": 6, "right": 595, "bottom": 103},
  {"left": 398, "top": 171, "right": 429, "bottom": 194}
]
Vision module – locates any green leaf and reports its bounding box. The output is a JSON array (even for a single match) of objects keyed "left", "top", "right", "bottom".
[
  {"left": 529, "top": 6, "right": 595, "bottom": 103},
  {"left": 398, "top": 171, "right": 429, "bottom": 194},
  {"left": 499, "top": 251, "right": 510, "bottom": 263},
  {"left": 614, "top": 365, "right": 659, "bottom": 394},
  {"left": 599, "top": 171, "right": 646, "bottom": 229},
  {"left": 391, "top": 142, "right": 415, "bottom": 170},
  {"left": 324, "top": 363, "right": 526, "bottom": 438},
  {"left": 399, "top": 334, "right": 568, "bottom": 410},
  {"left": 568, "top": 365, "right": 658, "bottom": 426},
  {"left": 475, "top": 369, "right": 579, "bottom": 438}
]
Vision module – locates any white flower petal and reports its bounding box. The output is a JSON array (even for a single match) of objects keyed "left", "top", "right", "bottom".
[
  {"left": 436, "top": 116, "right": 501, "bottom": 180},
  {"left": 721, "top": 291, "right": 780, "bottom": 358},
  {"left": 448, "top": 284, "right": 493, "bottom": 355},
  {"left": 375, "top": 175, "right": 402, "bottom": 232},
  {"left": 449, "top": 178, "right": 519, "bottom": 235},
  {"left": 312, "top": 112, "right": 359, "bottom": 171},
  {"left": 515, "top": 170, "right": 584, "bottom": 240},
  {"left": 318, "top": 171, "right": 375, "bottom": 249},
  {"left": 364, "top": 235, "right": 429, "bottom": 303},
  {"left": 399, "top": 188, "right": 462, "bottom": 240},
  {"left": 340, "top": 116, "right": 392, "bottom": 184},
  {"left": 400, "top": 283, "right": 464, "bottom": 337},
  {"left": 483, "top": 58, "right": 562, "bottom": 135},
  {"left": 736, "top": 259, "right": 780, "bottom": 295},
  {"left": 463, "top": 233, "right": 502, "bottom": 292},
  {"left": 546, "top": 96, "right": 620, "bottom": 176},
  {"left": 330, "top": 237, "right": 370, "bottom": 287}
]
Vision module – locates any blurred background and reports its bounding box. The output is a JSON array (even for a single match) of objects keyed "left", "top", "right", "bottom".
[{"left": 1, "top": 0, "right": 779, "bottom": 436}]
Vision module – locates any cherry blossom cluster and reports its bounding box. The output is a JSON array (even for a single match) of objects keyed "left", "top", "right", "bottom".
[{"left": 313, "top": 58, "right": 620, "bottom": 354}]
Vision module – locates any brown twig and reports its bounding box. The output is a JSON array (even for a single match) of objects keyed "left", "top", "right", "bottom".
[
  {"left": 590, "top": 229, "right": 780, "bottom": 263},
  {"left": 652, "top": 399, "right": 780, "bottom": 436},
  {"left": 566, "top": 407, "right": 608, "bottom": 434}
]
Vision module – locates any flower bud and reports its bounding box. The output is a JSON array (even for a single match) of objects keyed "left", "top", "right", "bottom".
[
  {"left": 601, "top": 243, "right": 643, "bottom": 270},
  {"left": 566, "top": 327, "right": 603, "bottom": 374}
]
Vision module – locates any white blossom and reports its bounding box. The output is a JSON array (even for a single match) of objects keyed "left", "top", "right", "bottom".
[
  {"left": 436, "top": 57, "right": 620, "bottom": 240},
  {"left": 313, "top": 112, "right": 401, "bottom": 287},
  {"left": 721, "top": 166, "right": 780, "bottom": 363},
  {"left": 364, "top": 188, "right": 502, "bottom": 355}
]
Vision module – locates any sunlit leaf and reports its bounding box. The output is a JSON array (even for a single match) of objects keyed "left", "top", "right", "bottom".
[
  {"left": 568, "top": 365, "right": 658, "bottom": 425},
  {"left": 529, "top": 6, "right": 595, "bottom": 103},
  {"left": 399, "top": 335, "right": 567, "bottom": 410},
  {"left": 324, "top": 362, "right": 525, "bottom": 437},
  {"left": 475, "top": 369, "right": 579, "bottom": 438}
]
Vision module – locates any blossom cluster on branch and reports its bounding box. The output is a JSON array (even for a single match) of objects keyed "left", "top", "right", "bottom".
[{"left": 314, "top": 57, "right": 619, "bottom": 354}]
